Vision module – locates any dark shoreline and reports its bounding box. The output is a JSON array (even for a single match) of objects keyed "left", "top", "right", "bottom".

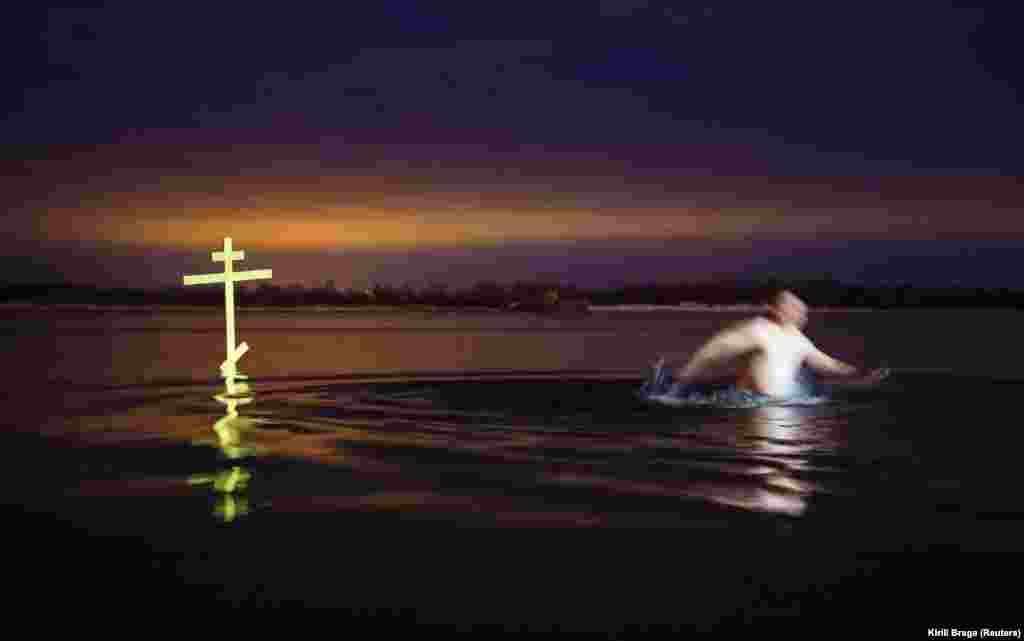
[{"left": 5, "top": 279, "right": 1024, "bottom": 311}]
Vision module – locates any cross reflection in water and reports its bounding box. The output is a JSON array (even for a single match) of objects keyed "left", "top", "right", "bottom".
[{"left": 187, "top": 374, "right": 255, "bottom": 522}]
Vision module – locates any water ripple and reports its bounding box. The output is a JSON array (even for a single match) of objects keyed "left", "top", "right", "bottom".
[{"left": 37, "top": 371, "right": 1024, "bottom": 532}]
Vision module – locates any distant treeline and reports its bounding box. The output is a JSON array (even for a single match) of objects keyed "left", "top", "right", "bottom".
[{"left": 3, "top": 279, "right": 1024, "bottom": 309}]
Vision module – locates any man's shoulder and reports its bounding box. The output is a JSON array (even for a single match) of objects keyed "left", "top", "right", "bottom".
[
  {"left": 723, "top": 316, "right": 772, "bottom": 339},
  {"left": 739, "top": 315, "right": 773, "bottom": 331}
]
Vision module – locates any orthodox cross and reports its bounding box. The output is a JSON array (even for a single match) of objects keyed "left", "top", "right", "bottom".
[{"left": 183, "top": 237, "right": 272, "bottom": 377}]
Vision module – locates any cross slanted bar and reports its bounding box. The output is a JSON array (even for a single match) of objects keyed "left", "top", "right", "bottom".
[{"left": 183, "top": 237, "right": 272, "bottom": 377}]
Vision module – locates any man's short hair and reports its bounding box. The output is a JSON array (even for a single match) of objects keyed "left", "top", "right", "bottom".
[{"left": 767, "top": 289, "right": 791, "bottom": 307}]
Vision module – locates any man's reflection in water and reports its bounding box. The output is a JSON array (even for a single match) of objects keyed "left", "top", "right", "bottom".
[
  {"left": 747, "top": 405, "right": 816, "bottom": 516},
  {"left": 708, "top": 404, "right": 833, "bottom": 517},
  {"left": 187, "top": 374, "right": 254, "bottom": 522}
]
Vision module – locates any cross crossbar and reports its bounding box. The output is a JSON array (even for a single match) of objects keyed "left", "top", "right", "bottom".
[
  {"left": 213, "top": 250, "right": 245, "bottom": 262},
  {"left": 183, "top": 269, "right": 272, "bottom": 286}
]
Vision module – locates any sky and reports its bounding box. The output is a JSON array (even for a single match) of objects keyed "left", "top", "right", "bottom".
[{"left": 3, "top": 1, "right": 1022, "bottom": 289}]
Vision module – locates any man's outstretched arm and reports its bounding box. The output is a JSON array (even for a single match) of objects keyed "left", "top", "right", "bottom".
[
  {"left": 804, "top": 344, "right": 889, "bottom": 385},
  {"left": 673, "top": 322, "right": 760, "bottom": 384},
  {"left": 804, "top": 345, "right": 858, "bottom": 378}
]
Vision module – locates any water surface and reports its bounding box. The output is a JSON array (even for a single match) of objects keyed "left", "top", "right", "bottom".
[{"left": 2, "top": 307, "right": 1021, "bottom": 629}]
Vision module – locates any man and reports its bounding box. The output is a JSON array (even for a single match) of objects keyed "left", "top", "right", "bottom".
[{"left": 645, "top": 290, "right": 888, "bottom": 401}]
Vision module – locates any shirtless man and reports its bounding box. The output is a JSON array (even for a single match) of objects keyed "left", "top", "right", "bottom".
[{"left": 651, "top": 290, "right": 888, "bottom": 399}]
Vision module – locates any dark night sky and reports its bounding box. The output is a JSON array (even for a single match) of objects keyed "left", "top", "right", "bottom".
[{"left": 2, "top": 1, "right": 1022, "bottom": 289}]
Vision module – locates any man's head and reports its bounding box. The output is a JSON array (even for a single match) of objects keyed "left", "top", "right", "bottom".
[{"left": 767, "top": 290, "right": 808, "bottom": 329}]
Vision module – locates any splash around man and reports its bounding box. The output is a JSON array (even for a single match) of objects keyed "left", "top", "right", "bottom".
[{"left": 643, "top": 290, "right": 889, "bottom": 403}]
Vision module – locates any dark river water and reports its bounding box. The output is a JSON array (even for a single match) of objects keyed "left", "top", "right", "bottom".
[{"left": 2, "top": 306, "right": 1022, "bottom": 632}]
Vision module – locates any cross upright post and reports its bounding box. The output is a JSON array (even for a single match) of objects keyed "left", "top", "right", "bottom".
[
  {"left": 183, "top": 237, "right": 272, "bottom": 378},
  {"left": 220, "top": 237, "right": 239, "bottom": 360}
]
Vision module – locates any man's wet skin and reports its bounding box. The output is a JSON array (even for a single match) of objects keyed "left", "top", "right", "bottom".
[{"left": 658, "top": 291, "right": 887, "bottom": 401}]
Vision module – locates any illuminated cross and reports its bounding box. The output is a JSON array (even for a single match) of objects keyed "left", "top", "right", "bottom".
[{"left": 183, "top": 237, "right": 272, "bottom": 378}]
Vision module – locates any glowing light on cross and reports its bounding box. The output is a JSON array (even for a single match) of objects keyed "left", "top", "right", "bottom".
[{"left": 183, "top": 237, "right": 272, "bottom": 378}]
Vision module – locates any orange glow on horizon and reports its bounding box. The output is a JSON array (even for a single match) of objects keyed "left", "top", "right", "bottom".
[
  {"left": 40, "top": 202, "right": 994, "bottom": 251},
  {"left": 42, "top": 206, "right": 729, "bottom": 250}
]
